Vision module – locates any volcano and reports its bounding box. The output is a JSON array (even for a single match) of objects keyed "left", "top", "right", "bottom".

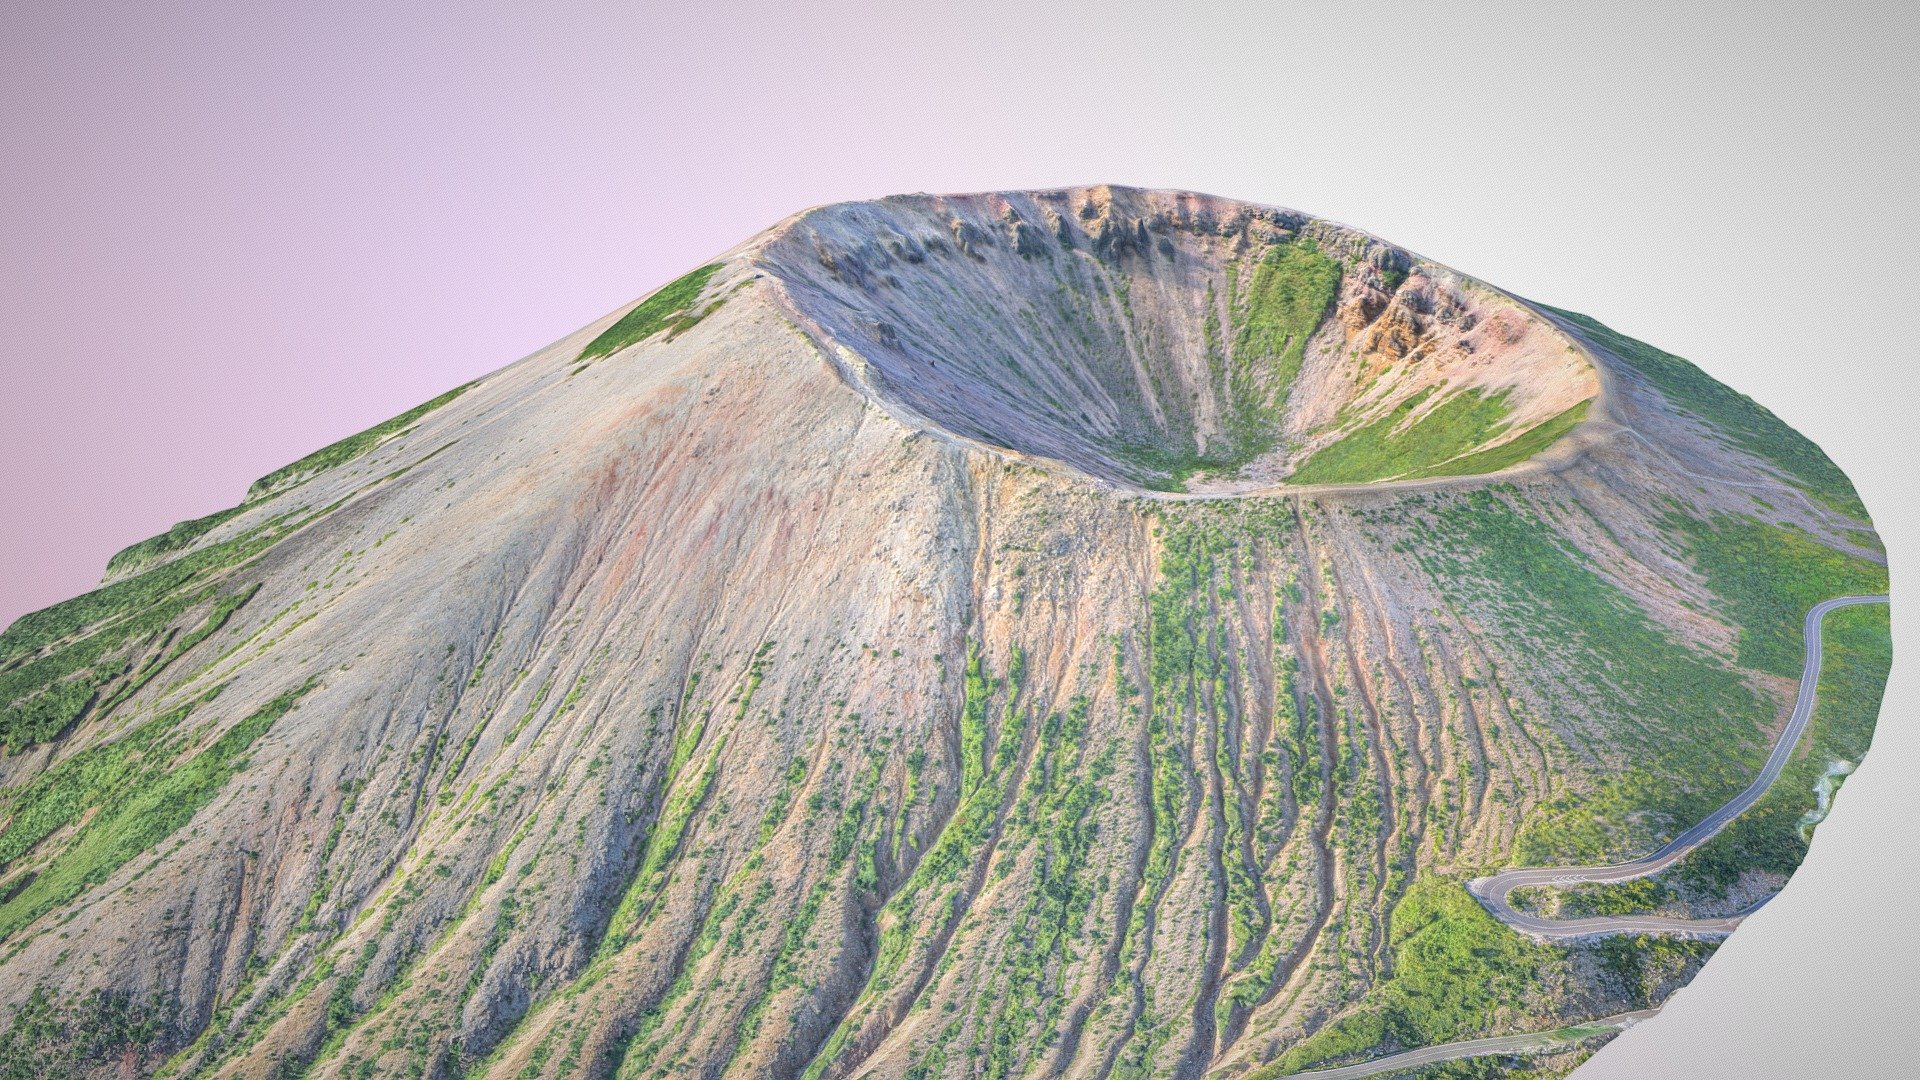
[{"left": 0, "top": 187, "right": 1888, "bottom": 1080}]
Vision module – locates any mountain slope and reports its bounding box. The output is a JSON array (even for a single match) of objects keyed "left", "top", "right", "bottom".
[{"left": 0, "top": 187, "right": 1887, "bottom": 1080}]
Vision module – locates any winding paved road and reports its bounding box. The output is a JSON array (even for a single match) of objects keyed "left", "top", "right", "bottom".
[
  {"left": 1271, "top": 595, "right": 1887, "bottom": 1077},
  {"left": 1284, "top": 1011, "right": 1661, "bottom": 1079},
  {"left": 1471, "top": 594, "right": 1891, "bottom": 939}
]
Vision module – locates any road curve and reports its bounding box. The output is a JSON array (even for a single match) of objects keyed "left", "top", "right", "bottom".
[
  {"left": 1471, "top": 594, "right": 1891, "bottom": 939},
  {"left": 1259, "top": 595, "right": 1886, "bottom": 1078},
  {"left": 1282, "top": 1010, "right": 1661, "bottom": 1080}
]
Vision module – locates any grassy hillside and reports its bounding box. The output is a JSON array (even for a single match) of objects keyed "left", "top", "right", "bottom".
[
  {"left": 1528, "top": 601, "right": 1890, "bottom": 917},
  {"left": 1551, "top": 308, "right": 1868, "bottom": 521},
  {"left": 577, "top": 264, "right": 724, "bottom": 361}
]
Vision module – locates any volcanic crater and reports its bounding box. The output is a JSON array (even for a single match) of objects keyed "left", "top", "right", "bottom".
[{"left": 762, "top": 186, "right": 1599, "bottom": 493}]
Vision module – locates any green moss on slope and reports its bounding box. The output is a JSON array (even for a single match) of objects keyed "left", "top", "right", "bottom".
[
  {"left": 1403, "top": 399, "right": 1590, "bottom": 481},
  {"left": 1103, "top": 239, "right": 1341, "bottom": 491},
  {"left": 1290, "top": 389, "right": 1591, "bottom": 486},
  {"left": 1414, "top": 490, "right": 1773, "bottom": 863},
  {"left": 1, "top": 526, "right": 268, "bottom": 671},
  {"left": 4, "top": 450, "right": 406, "bottom": 752},
  {"left": 578, "top": 263, "right": 724, "bottom": 361},
  {"left": 248, "top": 381, "right": 475, "bottom": 499},
  {"left": 969, "top": 702, "right": 1109, "bottom": 1080},
  {"left": 1250, "top": 875, "right": 1563, "bottom": 1076},
  {"left": 0, "top": 509, "right": 294, "bottom": 752},
  {"left": 0, "top": 701, "right": 197, "bottom": 871},
  {"left": 0, "top": 680, "right": 313, "bottom": 942},
  {"left": 103, "top": 504, "right": 252, "bottom": 579},
  {"left": 1230, "top": 238, "right": 1343, "bottom": 430},
  {"left": 1289, "top": 387, "right": 1517, "bottom": 484},
  {"left": 0, "top": 986, "right": 175, "bottom": 1077},
  {"left": 1663, "top": 512, "right": 1887, "bottom": 677},
  {"left": 800, "top": 645, "right": 1028, "bottom": 1080}
]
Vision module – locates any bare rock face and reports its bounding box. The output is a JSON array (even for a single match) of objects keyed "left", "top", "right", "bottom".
[{"left": 0, "top": 187, "right": 1888, "bottom": 1080}]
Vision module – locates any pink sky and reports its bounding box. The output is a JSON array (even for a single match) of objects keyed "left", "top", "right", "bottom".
[{"left": 2, "top": 0, "right": 1911, "bottom": 632}]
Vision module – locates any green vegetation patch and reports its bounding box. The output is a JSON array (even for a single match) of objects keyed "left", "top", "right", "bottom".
[
  {"left": 1290, "top": 389, "right": 1589, "bottom": 486},
  {"left": 597, "top": 712, "right": 724, "bottom": 956},
  {"left": 1663, "top": 512, "right": 1887, "bottom": 677},
  {"left": 248, "top": 381, "right": 475, "bottom": 499},
  {"left": 1232, "top": 238, "right": 1343, "bottom": 420},
  {"left": 1, "top": 526, "right": 267, "bottom": 671},
  {"left": 800, "top": 645, "right": 1029, "bottom": 1080},
  {"left": 578, "top": 263, "right": 725, "bottom": 361},
  {"left": 1390, "top": 1056, "right": 1599, "bottom": 1080},
  {"left": 0, "top": 985, "right": 175, "bottom": 1078},
  {"left": 1290, "top": 387, "right": 1515, "bottom": 485},
  {"left": 1591, "top": 935, "right": 1717, "bottom": 1011},
  {"left": 1252, "top": 875, "right": 1563, "bottom": 1075},
  {"left": 0, "top": 698, "right": 199, "bottom": 871},
  {"left": 1416, "top": 490, "right": 1772, "bottom": 863},
  {"left": 1550, "top": 308, "right": 1868, "bottom": 520},
  {"left": 0, "top": 503, "right": 294, "bottom": 752},
  {"left": 1247, "top": 876, "right": 1712, "bottom": 1076},
  {"left": 0, "top": 588, "right": 201, "bottom": 753},
  {"left": 1674, "top": 600, "right": 1888, "bottom": 887},
  {"left": 1518, "top": 875, "right": 1674, "bottom": 920},
  {"left": 0, "top": 681, "right": 312, "bottom": 941},
  {"left": 103, "top": 504, "right": 252, "bottom": 579},
  {"left": 1101, "top": 437, "right": 1221, "bottom": 494},
  {"left": 1547, "top": 601, "right": 1889, "bottom": 912},
  {"left": 966, "top": 701, "right": 1110, "bottom": 1079},
  {"left": 1403, "top": 399, "right": 1589, "bottom": 481},
  {"left": 1475, "top": 507, "right": 1885, "bottom": 916}
]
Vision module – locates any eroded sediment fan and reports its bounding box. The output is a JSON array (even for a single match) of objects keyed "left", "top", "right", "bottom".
[{"left": 0, "top": 187, "right": 1889, "bottom": 1079}]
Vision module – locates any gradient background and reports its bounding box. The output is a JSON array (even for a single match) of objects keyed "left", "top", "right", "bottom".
[{"left": 1, "top": 1, "right": 1914, "bottom": 1075}]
